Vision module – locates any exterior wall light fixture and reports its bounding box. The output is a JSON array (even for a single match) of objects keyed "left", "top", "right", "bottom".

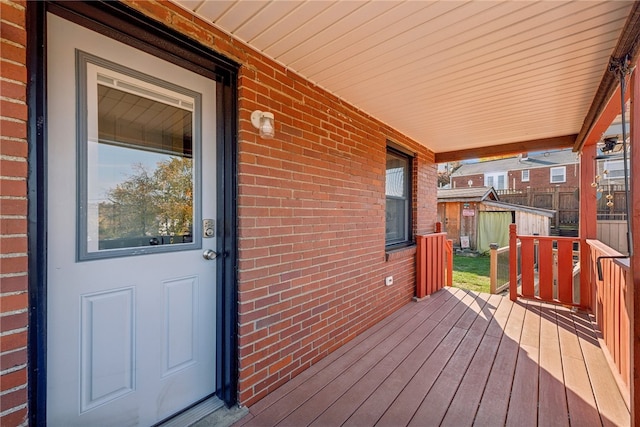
[{"left": 251, "top": 110, "right": 275, "bottom": 139}]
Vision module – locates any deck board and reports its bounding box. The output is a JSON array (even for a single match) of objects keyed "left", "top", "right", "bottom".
[
  {"left": 537, "top": 304, "right": 569, "bottom": 427},
  {"left": 506, "top": 301, "right": 541, "bottom": 427},
  {"left": 474, "top": 298, "right": 523, "bottom": 427},
  {"left": 236, "top": 288, "right": 630, "bottom": 427}
]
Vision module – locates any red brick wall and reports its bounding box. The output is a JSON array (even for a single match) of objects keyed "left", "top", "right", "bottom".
[
  {"left": 451, "top": 164, "right": 579, "bottom": 191},
  {"left": 451, "top": 174, "right": 484, "bottom": 188},
  {"left": 4, "top": 1, "right": 437, "bottom": 416},
  {"left": 0, "top": 1, "right": 29, "bottom": 425},
  {"left": 125, "top": 1, "right": 437, "bottom": 406},
  {"left": 519, "top": 163, "right": 580, "bottom": 189}
]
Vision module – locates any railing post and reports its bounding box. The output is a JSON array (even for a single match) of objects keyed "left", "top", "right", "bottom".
[
  {"left": 489, "top": 243, "right": 498, "bottom": 294},
  {"left": 435, "top": 222, "right": 442, "bottom": 233},
  {"left": 509, "top": 223, "right": 518, "bottom": 301},
  {"left": 446, "top": 239, "right": 453, "bottom": 286},
  {"left": 416, "top": 235, "right": 426, "bottom": 299}
]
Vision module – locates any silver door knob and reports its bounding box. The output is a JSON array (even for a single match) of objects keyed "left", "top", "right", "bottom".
[{"left": 202, "top": 249, "right": 217, "bottom": 260}]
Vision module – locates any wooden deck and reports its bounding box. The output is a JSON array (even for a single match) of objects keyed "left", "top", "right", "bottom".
[{"left": 234, "top": 287, "right": 629, "bottom": 427}]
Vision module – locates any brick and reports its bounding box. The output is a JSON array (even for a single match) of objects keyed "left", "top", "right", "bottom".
[
  {"left": 0, "top": 236, "right": 26, "bottom": 253},
  {"left": 0, "top": 330, "right": 26, "bottom": 353},
  {"left": 0, "top": 198, "right": 26, "bottom": 216},
  {"left": 0, "top": 256, "right": 27, "bottom": 274},
  {"left": 0, "top": 218, "right": 26, "bottom": 235},
  {"left": 0, "top": 293, "right": 27, "bottom": 314},
  {"left": 0, "top": 100, "right": 27, "bottom": 121},
  {"left": 0, "top": 159, "right": 27, "bottom": 178},
  {"left": 0, "top": 311, "right": 27, "bottom": 332},
  {"left": 0, "top": 138, "right": 27, "bottom": 158},
  {"left": 0, "top": 80, "right": 26, "bottom": 103},
  {"left": 0, "top": 348, "right": 26, "bottom": 371},
  {"left": 0, "top": 3, "right": 26, "bottom": 27},
  {"left": 0, "top": 41, "right": 26, "bottom": 64},
  {"left": 0, "top": 367, "right": 26, "bottom": 391},
  {"left": 0, "top": 61, "right": 27, "bottom": 84},
  {"left": 0, "top": 407, "right": 27, "bottom": 427},
  {"left": 0, "top": 119, "right": 26, "bottom": 139},
  {"left": 0, "top": 276, "right": 26, "bottom": 293},
  {"left": 0, "top": 22, "right": 26, "bottom": 46},
  {"left": 0, "top": 387, "right": 26, "bottom": 412}
]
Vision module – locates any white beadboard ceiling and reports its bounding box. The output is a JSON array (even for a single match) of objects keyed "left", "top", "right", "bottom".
[{"left": 174, "top": 0, "right": 634, "bottom": 155}]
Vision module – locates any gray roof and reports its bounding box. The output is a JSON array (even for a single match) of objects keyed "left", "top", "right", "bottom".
[
  {"left": 437, "top": 187, "right": 499, "bottom": 202},
  {"left": 451, "top": 149, "right": 579, "bottom": 177},
  {"left": 482, "top": 201, "right": 556, "bottom": 218}
]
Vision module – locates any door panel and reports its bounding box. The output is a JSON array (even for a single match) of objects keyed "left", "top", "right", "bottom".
[{"left": 47, "top": 14, "right": 217, "bottom": 426}]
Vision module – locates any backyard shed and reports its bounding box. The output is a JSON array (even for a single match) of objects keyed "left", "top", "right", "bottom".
[{"left": 437, "top": 187, "right": 554, "bottom": 252}]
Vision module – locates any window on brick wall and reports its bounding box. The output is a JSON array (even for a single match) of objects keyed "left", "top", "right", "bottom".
[
  {"left": 550, "top": 166, "right": 566, "bottom": 183},
  {"left": 386, "top": 146, "right": 412, "bottom": 247},
  {"left": 521, "top": 170, "right": 530, "bottom": 182}
]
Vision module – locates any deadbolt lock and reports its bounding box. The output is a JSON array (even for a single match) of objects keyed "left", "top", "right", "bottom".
[{"left": 203, "top": 219, "right": 215, "bottom": 238}]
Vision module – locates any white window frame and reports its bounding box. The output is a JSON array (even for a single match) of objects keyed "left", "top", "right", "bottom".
[
  {"left": 484, "top": 172, "right": 507, "bottom": 190},
  {"left": 603, "top": 159, "right": 628, "bottom": 180},
  {"left": 521, "top": 170, "right": 529, "bottom": 182},
  {"left": 550, "top": 166, "right": 566, "bottom": 183}
]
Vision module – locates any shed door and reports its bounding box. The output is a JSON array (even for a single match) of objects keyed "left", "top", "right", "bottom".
[{"left": 47, "top": 14, "right": 218, "bottom": 426}]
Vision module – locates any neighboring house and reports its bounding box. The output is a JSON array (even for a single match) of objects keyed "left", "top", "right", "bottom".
[
  {"left": 449, "top": 149, "right": 580, "bottom": 191},
  {"left": 437, "top": 187, "right": 554, "bottom": 252}
]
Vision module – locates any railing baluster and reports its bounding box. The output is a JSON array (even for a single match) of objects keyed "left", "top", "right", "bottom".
[
  {"left": 556, "top": 239, "right": 574, "bottom": 304},
  {"left": 538, "top": 239, "right": 554, "bottom": 300},
  {"left": 520, "top": 237, "right": 535, "bottom": 298}
]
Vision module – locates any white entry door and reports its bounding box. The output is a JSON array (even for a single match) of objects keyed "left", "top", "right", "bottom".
[{"left": 47, "top": 14, "right": 218, "bottom": 426}]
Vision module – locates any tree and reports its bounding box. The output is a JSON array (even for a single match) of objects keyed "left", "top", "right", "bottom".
[{"left": 98, "top": 157, "right": 193, "bottom": 244}]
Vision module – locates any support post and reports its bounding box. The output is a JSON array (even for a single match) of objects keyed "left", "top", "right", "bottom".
[
  {"left": 509, "top": 224, "right": 518, "bottom": 301},
  {"left": 579, "top": 142, "right": 598, "bottom": 310},
  {"left": 489, "top": 243, "right": 499, "bottom": 294},
  {"left": 630, "top": 64, "right": 640, "bottom": 427}
]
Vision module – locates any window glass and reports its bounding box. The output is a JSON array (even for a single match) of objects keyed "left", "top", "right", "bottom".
[
  {"left": 78, "top": 53, "right": 202, "bottom": 260},
  {"left": 603, "top": 159, "right": 628, "bottom": 180},
  {"left": 386, "top": 148, "right": 412, "bottom": 246},
  {"left": 521, "top": 170, "right": 530, "bottom": 182},
  {"left": 550, "top": 166, "right": 566, "bottom": 183},
  {"left": 484, "top": 172, "right": 506, "bottom": 189}
]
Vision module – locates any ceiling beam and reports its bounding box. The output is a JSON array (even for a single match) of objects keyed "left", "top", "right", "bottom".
[
  {"left": 573, "top": 1, "right": 640, "bottom": 152},
  {"left": 580, "top": 85, "right": 631, "bottom": 148},
  {"left": 435, "top": 134, "right": 577, "bottom": 163}
]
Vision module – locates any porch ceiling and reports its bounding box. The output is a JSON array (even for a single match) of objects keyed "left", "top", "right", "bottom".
[{"left": 174, "top": 0, "right": 635, "bottom": 159}]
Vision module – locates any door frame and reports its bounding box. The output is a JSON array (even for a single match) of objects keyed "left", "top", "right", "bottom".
[{"left": 26, "top": 2, "right": 239, "bottom": 424}]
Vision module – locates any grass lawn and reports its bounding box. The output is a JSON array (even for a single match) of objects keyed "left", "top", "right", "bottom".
[{"left": 452, "top": 254, "right": 491, "bottom": 294}]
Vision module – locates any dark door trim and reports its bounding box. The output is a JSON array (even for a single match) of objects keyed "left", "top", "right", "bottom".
[{"left": 27, "top": 2, "right": 239, "bottom": 424}]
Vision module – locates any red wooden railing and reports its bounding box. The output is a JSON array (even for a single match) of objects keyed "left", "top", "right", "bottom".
[
  {"left": 587, "top": 239, "right": 630, "bottom": 395},
  {"left": 509, "top": 223, "right": 580, "bottom": 305},
  {"left": 416, "top": 225, "right": 453, "bottom": 299}
]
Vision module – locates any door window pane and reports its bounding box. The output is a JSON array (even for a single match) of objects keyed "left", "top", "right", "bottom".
[
  {"left": 79, "top": 53, "right": 202, "bottom": 260},
  {"left": 93, "top": 85, "right": 194, "bottom": 251}
]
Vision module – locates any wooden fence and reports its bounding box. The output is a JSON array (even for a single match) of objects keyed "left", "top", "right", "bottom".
[
  {"left": 416, "top": 230, "right": 453, "bottom": 299},
  {"left": 497, "top": 187, "right": 579, "bottom": 230}
]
